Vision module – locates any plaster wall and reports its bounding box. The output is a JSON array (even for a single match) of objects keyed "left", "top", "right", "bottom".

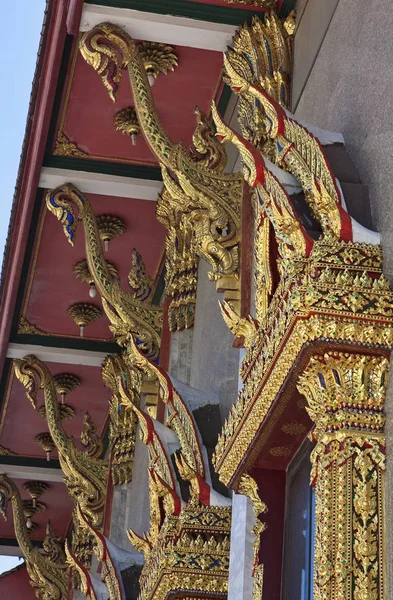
[
  {"left": 292, "top": 0, "right": 393, "bottom": 595},
  {"left": 109, "top": 431, "right": 149, "bottom": 551},
  {"left": 189, "top": 260, "right": 240, "bottom": 421}
]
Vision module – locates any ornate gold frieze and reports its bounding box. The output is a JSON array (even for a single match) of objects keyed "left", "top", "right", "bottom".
[
  {"left": 136, "top": 502, "right": 231, "bottom": 600},
  {"left": 297, "top": 352, "right": 387, "bottom": 600},
  {"left": 213, "top": 240, "right": 393, "bottom": 486}
]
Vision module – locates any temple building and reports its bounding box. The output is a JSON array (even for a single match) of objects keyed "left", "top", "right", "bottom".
[{"left": 1, "top": 0, "right": 393, "bottom": 599}]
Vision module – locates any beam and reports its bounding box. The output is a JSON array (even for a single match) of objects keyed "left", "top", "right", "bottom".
[
  {"left": 7, "top": 343, "right": 108, "bottom": 367},
  {"left": 80, "top": 4, "right": 236, "bottom": 51},
  {"left": 0, "top": 463, "right": 63, "bottom": 483},
  {"left": 39, "top": 166, "right": 162, "bottom": 200}
]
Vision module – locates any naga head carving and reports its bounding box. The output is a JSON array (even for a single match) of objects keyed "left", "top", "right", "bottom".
[
  {"left": 79, "top": 22, "right": 134, "bottom": 102},
  {"left": 43, "top": 521, "right": 66, "bottom": 564},
  {"left": 14, "top": 355, "right": 49, "bottom": 409},
  {"left": 46, "top": 183, "right": 86, "bottom": 246},
  {"left": 223, "top": 47, "right": 251, "bottom": 95},
  {"left": 211, "top": 101, "right": 265, "bottom": 188}
]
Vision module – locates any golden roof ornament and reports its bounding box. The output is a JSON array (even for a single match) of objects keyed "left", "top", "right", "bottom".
[
  {"left": 39, "top": 403, "right": 75, "bottom": 421},
  {"left": 96, "top": 214, "right": 125, "bottom": 252},
  {"left": 22, "top": 498, "right": 46, "bottom": 531},
  {"left": 53, "top": 372, "right": 81, "bottom": 404},
  {"left": 80, "top": 412, "right": 103, "bottom": 459},
  {"left": 74, "top": 259, "right": 118, "bottom": 299},
  {"left": 34, "top": 432, "right": 56, "bottom": 461},
  {"left": 67, "top": 303, "right": 101, "bottom": 337},
  {"left": 114, "top": 106, "right": 141, "bottom": 145},
  {"left": 23, "top": 481, "right": 49, "bottom": 509},
  {"left": 0, "top": 475, "right": 68, "bottom": 597},
  {"left": 137, "top": 40, "right": 178, "bottom": 86}
]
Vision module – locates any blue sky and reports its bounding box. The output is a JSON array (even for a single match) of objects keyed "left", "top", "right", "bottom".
[
  {"left": 0, "top": 0, "right": 46, "bottom": 575},
  {"left": 0, "top": 0, "right": 47, "bottom": 259}
]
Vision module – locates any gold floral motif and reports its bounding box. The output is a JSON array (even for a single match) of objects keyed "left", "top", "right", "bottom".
[
  {"left": 67, "top": 302, "right": 102, "bottom": 336},
  {"left": 34, "top": 432, "right": 56, "bottom": 460},
  {"left": 114, "top": 106, "right": 140, "bottom": 142},
  {"left": 18, "top": 316, "right": 49, "bottom": 336},
  {"left": 281, "top": 422, "right": 307, "bottom": 436},
  {"left": 0, "top": 444, "right": 16, "bottom": 455},
  {"left": 137, "top": 41, "right": 178, "bottom": 82},
  {"left": 53, "top": 372, "right": 81, "bottom": 403},
  {"left": 38, "top": 403, "right": 75, "bottom": 421},
  {"left": 239, "top": 474, "right": 267, "bottom": 598},
  {"left": 53, "top": 131, "right": 88, "bottom": 158}
]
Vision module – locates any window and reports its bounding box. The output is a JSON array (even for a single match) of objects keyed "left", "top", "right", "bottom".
[{"left": 282, "top": 440, "right": 315, "bottom": 600}]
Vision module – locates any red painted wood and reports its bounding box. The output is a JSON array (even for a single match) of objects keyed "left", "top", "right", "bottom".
[
  {"left": 66, "top": 0, "right": 84, "bottom": 35},
  {"left": 250, "top": 467, "right": 286, "bottom": 600},
  {"left": 0, "top": 565, "right": 36, "bottom": 599},
  {"left": 0, "top": 0, "right": 68, "bottom": 385}
]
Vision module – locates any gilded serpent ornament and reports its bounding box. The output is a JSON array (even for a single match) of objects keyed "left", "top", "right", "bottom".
[
  {"left": 0, "top": 474, "right": 68, "bottom": 599},
  {"left": 79, "top": 22, "right": 243, "bottom": 294},
  {"left": 45, "top": 183, "right": 162, "bottom": 360},
  {"left": 14, "top": 355, "right": 108, "bottom": 527}
]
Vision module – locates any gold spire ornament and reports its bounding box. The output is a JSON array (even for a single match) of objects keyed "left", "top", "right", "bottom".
[
  {"left": 23, "top": 481, "right": 49, "bottom": 509},
  {"left": 74, "top": 259, "right": 117, "bottom": 298},
  {"left": 96, "top": 215, "right": 125, "bottom": 252},
  {"left": 114, "top": 106, "right": 141, "bottom": 146},
  {"left": 67, "top": 303, "right": 101, "bottom": 337},
  {"left": 138, "top": 41, "right": 178, "bottom": 86},
  {"left": 53, "top": 372, "right": 81, "bottom": 404},
  {"left": 34, "top": 432, "right": 56, "bottom": 461}
]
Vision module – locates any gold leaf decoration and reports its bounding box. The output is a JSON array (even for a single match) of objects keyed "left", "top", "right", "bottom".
[
  {"left": 38, "top": 403, "right": 75, "bottom": 422},
  {"left": 269, "top": 446, "right": 291, "bottom": 457},
  {"left": 18, "top": 316, "right": 49, "bottom": 336},
  {"left": 281, "top": 422, "right": 307, "bottom": 436},
  {"left": 53, "top": 131, "right": 88, "bottom": 158},
  {"left": 67, "top": 303, "right": 102, "bottom": 336},
  {"left": 137, "top": 40, "right": 178, "bottom": 81}
]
